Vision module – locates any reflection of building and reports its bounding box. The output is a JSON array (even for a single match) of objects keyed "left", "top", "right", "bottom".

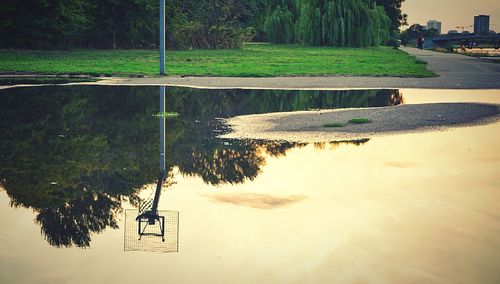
[
  {"left": 427, "top": 20, "right": 442, "bottom": 34},
  {"left": 474, "top": 15, "right": 490, "bottom": 35}
]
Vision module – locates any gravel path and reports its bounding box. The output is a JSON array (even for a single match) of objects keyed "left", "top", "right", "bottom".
[{"left": 221, "top": 103, "right": 500, "bottom": 142}]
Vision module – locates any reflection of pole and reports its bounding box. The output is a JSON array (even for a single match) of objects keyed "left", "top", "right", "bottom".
[
  {"left": 160, "top": 86, "right": 166, "bottom": 174},
  {"left": 150, "top": 86, "right": 166, "bottom": 215},
  {"left": 159, "top": 0, "right": 165, "bottom": 75},
  {"left": 134, "top": 88, "right": 167, "bottom": 236}
]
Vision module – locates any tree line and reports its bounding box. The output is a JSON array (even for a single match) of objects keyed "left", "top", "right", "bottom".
[{"left": 0, "top": 0, "right": 406, "bottom": 49}]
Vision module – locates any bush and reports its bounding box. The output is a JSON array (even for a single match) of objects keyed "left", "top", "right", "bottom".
[
  {"left": 209, "top": 26, "right": 256, "bottom": 49},
  {"left": 386, "top": 38, "right": 400, "bottom": 48},
  {"left": 174, "top": 23, "right": 255, "bottom": 50}
]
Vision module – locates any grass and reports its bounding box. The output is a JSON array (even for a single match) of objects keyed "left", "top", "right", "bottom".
[
  {"left": 0, "top": 44, "right": 436, "bottom": 77},
  {"left": 348, "top": 117, "right": 372, "bottom": 124},
  {"left": 323, "top": 122, "right": 344, "bottom": 128},
  {"left": 323, "top": 117, "right": 372, "bottom": 128},
  {"left": 153, "top": 112, "right": 180, "bottom": 118}
]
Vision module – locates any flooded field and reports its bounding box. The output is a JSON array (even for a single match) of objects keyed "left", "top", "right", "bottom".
[{"left": 0, "top": 86, "right": 499, "bottom": 284}]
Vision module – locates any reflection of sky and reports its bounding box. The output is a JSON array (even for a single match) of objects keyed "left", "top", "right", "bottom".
[
  {"left": 401, "top": 89, "right": 500, "bottom": 105},
  {"left": 203, "top": 193, "right": 307, "bottom": 209},
  {"left": 0, "top": 90, "right": 499, "bottom": 284}
]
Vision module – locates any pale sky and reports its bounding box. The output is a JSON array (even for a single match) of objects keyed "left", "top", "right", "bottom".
[{"left": 402, "top": 0, "right": 500, "bottom": 33}]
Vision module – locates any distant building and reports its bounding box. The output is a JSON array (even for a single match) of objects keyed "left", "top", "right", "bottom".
[
  {"left": 427, "top": 20, "right": 442, "bottom": 34},
  {"left": 448, "top": 30, "right": 458, "bottom": 35},
  {"left": 474, "top": 15, "right": 490, "bottom": 35}
]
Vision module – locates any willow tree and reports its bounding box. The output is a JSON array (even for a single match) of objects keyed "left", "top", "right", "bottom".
[
  {"left": 266, "top": 0, "right": 391, "bottom": 47},
  {"left": 264, "top": 0, "right": 297, "bottom": 43}
]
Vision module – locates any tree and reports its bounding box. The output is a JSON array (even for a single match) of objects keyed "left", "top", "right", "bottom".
[
  {"left": 375, "top": 0, "right": 408, "bottom": 34},
  {"left": 266, "top": 0, "right": 391, "bottom": 47},
  {"left": 0, "top": 0, "right": 259, "bottom": 49},
  {"left": 0, "top": 0, "right": 89, "bottom": 49},
  {"left": 400, "top": 24, "right": 438, "bottom": 45}
]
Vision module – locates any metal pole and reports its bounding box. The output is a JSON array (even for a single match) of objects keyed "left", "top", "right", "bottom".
[
  {"left": 160, "top": 0, "right": 165, "bottom": 75},
  {"left": 160, "top": 86, "right": 166, "bottom": 173}
]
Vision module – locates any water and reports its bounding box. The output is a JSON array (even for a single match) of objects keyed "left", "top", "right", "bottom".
[
  {"left": 455, "top": 48, "right": 500, "bottom": 57},
  {"left": 0, "top": 86, "right": 499, "bottom": 284}
]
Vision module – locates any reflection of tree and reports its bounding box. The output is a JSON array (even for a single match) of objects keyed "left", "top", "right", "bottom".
[
  {"left": 176, "top": 140, "right": 307, "bottom": 185},
  {"left": 0, "top": 86, "right": 390, "bottom": 247},
  {"left": 35, "top": 193, "right": 120, "bottom": 248},
  {"left": 179, "top": 143, "right": 265, "bottom": 185},
  {"left": 1, "top": 87, "right": 158, "bottom": 247},
  {"left": 165, "top": 88, "right": 403, "bottom": 121},
  {"left": 0, "top": 87, "right": 157, "bottom": 210}
]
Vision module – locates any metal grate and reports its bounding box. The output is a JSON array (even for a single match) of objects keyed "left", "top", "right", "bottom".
[{"left": 124, "top": 209, "right": 179, "bottom": 253}]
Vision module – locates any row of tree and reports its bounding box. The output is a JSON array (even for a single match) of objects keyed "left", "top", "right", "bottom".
[
  {"left": 0, "top": 0, "right": 406, "bottom": 49},
  {"left": 0, "top": 0, "right": 266, "bottom": 49}
]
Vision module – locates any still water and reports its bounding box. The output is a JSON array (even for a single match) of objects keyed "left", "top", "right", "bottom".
[
  {"left": 455, "top": 48, "right": 500, "bottom": 56},
  {"left": 0, "top": 87, "right": 499, "bottom": 284}
]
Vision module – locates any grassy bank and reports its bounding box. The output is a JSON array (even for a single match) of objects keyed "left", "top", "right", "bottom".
[{"left": 0, "top": 44, "right": 435, "bottom": 77}]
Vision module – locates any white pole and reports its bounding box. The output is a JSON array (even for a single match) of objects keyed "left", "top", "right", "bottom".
[{"left": 160, "top": 0, "right": 165, "bottom": 75}]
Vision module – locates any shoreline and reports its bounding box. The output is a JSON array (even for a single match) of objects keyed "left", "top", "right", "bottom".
[{"left": 2, "top": 77, "right": 500, "bottom": 91}]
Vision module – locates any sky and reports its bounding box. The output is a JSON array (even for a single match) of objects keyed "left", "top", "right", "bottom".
[{"left": 402, "top": 0, "right": 500, "bottom": 33}]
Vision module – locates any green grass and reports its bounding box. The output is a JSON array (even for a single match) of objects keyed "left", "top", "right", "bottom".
[
  {"left": 348, "top": 117, "right": 372, "bottom": 124},
  {"left": 153, "top": 112, "right": 180, "bottom": 118},
  {"left": 323, "top": 122, "right": 344, "bottom": 128},
  {"left": 0, "top": 44, "right": 435, "bottom": 77},
  {"left": 323, "top": 117, "right": 372, "bottom": 128}
]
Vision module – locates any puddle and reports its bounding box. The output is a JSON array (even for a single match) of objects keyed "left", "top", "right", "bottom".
[{"left": 0, "top": 86, "right": 499, "bottom": 284}]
